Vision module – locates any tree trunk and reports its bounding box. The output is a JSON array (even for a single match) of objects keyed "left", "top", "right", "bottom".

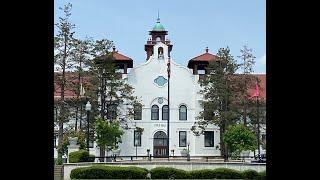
[
  {"left": 58, "top": 108, "right": 64, "bottom": 159},
  {"left": 220, "top": 121, "right": 227, "bottom": 161},
  {"left": 79, "top": 105, "right": 83, "bottom": 131},
  {"left": 100, "top": 71, "right": 106, "bottom": 121},
  {"left": 75, "top": 106, "right": 78, "bottom": 131},
  {"left": 57, "top": 34, "right": 67, "bottom": 159},
  {"left": 243, "top": 102, "right": 247, "bottom": 126},
  {"left": 243, "top": 74, "right": 247, "bottom": 126}
]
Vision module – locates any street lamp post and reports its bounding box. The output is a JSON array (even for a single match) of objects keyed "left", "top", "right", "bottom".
[
  {"left": 187, "top": 141, "right": 190, "bottom": 161},
  {"left": 171, "top": 149, "right": 174, "bottom": 157},
  {"left": 135, "top": 139, "right": 138, "bottom": 159},
  {"left": 85, "top": 101, "right": 92, "bottom": 152},
  {"left": 147, "top": 149, "right": 150, "bottom": 161}
]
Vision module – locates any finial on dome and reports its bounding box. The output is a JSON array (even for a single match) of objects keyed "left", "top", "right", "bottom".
[{"left": 157, "top": 10, "right": 160, "bottom": 22}]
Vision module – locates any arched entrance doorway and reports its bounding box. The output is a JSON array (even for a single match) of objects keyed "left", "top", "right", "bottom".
[{"left": 153, "top": 131, "right": 168, "bottom": 157}]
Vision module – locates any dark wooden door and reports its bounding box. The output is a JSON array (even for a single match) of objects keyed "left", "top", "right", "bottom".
[{"left": 153, "top": 131, "right": 168, "bottom": 157}]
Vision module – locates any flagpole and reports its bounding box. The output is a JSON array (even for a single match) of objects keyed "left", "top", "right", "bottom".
[{"left": 167, "top": 56, "right": 170, "bottom": 159}]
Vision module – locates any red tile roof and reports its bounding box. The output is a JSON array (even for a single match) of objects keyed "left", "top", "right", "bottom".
[
  {"left": 98, "top": 51, "right": 132, "bottom": 61},
  {"left": 190, "top": 52, "right": 216, "bottom": 61},
  {"left": 95, "top": 46, "right": 133, "bottom": 68},
  {"left": 187, "top": 47, "right": 217, "bottom": 68},
  {"left": 112, "top": 46, "right": 132, "bottom": 61},
  {"left": 54, "top": 72, "right": 91, "bottom": 101},
  {"left": 112, "top": 51, "right": 133, "bottom": 61}
]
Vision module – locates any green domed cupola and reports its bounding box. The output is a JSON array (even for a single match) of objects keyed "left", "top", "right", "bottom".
[
  {"left": 145, "top": 12, "right": 172, "bottom": 60},
  {"left": 152, "top": 17, "right": 165, "bottom": 31}
]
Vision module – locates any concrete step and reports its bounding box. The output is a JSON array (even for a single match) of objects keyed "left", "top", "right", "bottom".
[{"left": 54, "top": 166, "right": 63, "bottom": 178}]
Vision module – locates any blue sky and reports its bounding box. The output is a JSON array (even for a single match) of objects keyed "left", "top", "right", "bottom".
[{"left": 54, "top": 0, "right": 265, "bottom": 73}]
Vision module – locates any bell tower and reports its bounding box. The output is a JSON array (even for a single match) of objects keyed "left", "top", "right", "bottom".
[{"left": 144, "top": 15, "right": 173, "bottom": 60}]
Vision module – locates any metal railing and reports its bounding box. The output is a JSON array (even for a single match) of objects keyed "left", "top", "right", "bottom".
[{"left": 88, "top": 154, "right": 265, "bottom": 163}]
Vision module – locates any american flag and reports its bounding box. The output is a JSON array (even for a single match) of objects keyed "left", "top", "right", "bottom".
[{"left": 251, "top": 79, "right": 260, "bottom": 98}]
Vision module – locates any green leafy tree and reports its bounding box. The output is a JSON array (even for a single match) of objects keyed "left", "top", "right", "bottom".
[
  {"left": 95, "top": 118, "right": 124, "bottom": 161},
  {"left": 54, "top": 3, "right": 76, "bottom": 159},
  {"left": 235, "top": 45, "right": 256, "bottom": 126},
  {"left": 223, "top": 124, "right": 257, "bottom": 159},
  {"left": 191, "top": 47, "right": 239, "bottom": 160}
]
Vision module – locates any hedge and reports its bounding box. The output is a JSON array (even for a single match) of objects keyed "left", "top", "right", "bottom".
[
  {"left": 150, "top": 167, "right": 189, "bottom": 179},
  {"left": 70, "top": 165, "right": 265, "bottom": 179},
  {"left": 70, "top": 166, "right": 149, "bottom": 179},
  {"left": 188, "top": 168, "right": 243, "bottom": 179},
  {"left": 211, "top": 168, "right": 243, "bottom": 179},
  {"left": 258, "top": 170, "right": 266, "bottom": 180},
  {"left": 188, "top": 169, "right": 217, "bottom": 179},
  {"left": 242, "top": 169, "right": 260, "bottom": 179},
  {"left": 69, "top": 150, "right": 95, "bottom": 163}
]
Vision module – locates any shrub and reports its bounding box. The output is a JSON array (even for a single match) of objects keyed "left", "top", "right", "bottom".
[
  {"left": 54, "top": 157, "right": 63, "bottom": 165},
  {"left": 188, "top": 168, "right": 243, "bottom": 179},
  {"left": 70, "top": 165, "right": 149, "bottom": 179},
  {"left": 242, "top": 169, "right": 259, "bottom": 179},
  {"left": 189, "top": 169, "right": 216, "bottom": 179},
  {"left": 69, "top": 150, "right": 95, "bottom": 163},
  {"left": 212, "top": 168, "right": 243, "bottom": 179},
  {"left": 87, "top": 154, "right": 95, "bottom": 162},
  {"left": 258, "top": 170, "right": 266, "bottom": 180},
  {"left": 150, "top": 167, "right": 189, "bottom": 179}
]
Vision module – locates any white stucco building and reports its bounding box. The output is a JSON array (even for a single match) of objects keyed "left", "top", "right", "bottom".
[
  {"left": 118, "top": 18, "right": 220, "bottom": 157},
  {"left": 54, "top": 17, "right": 266, "bottom": 159}
]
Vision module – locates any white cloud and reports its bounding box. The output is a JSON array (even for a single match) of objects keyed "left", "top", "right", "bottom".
[
  {"left": 253, "top": 54, "right": 266, "bottom": 74},
  {"left": 258, "top": 54, "right": 266, "bottom": 66}
]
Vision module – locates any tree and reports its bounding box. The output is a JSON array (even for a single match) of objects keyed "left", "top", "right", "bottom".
[
  {"left": 191, "top": 47, "right": 239, "bottom": 160},
  {"left": 86, "top": 39, "right": 139, "bottom": 161},
  {"left": 223, "top": 124, "right": 257, "bottom": 159},
  {"left": 246, "top": 89, "right": 266, "bottom": 153},
  {"left": 69, "top": 37, "right": 93, "bottom": 131},
  {"left": 235, "top": 45, "right": 256, "bottom": 126},
  {"left": 54, "top": 3, "right": 76, "bottom": 159},
  {"left": 95, "top": 118, "right": 124, "bottom": 162},
  {"left": 88, "top": 39, "right": 139, "bottom": 123},
  {"left": 57, "top": 129, "right": 87, "bottom": 157}
]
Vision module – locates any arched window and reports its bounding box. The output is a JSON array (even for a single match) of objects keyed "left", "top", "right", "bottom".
[
  {"left": 156, "top": 36, "right": 161, "bottom": 42},
  {"left": 162, "top": 105, "right": 168, "bottom": 120},
  {"left": 179, "top": 105, "right": 187, "bottom": 120},
  {"left": 151, "top": 105, "right": 159, "bottom": 120},
  {"left": 158, "top": 47, "right": 164, "bottom": 59}
]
